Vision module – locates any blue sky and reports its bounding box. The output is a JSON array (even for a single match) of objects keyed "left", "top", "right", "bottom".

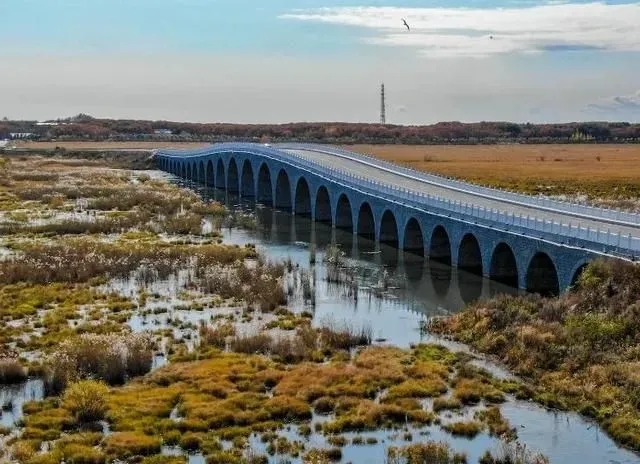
[{"left": 2, "top": 0, "right": 639, "bottom": 123}]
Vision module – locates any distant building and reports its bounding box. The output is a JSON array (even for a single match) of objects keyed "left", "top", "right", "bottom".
[
  {"left": 154, "top": 129, "right": 173, "bottom": 135},
  {"left": 10, "top": 133, "right": 35, "bottom": 139}
]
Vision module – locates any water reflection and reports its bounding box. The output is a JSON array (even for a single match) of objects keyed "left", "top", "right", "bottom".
[
  {"left": 457, "top": 268, "right": 484, "bottom": 305},
  {"left": 0, "top": 379, "right": 44, "bottom": 427},
  {"left": 193, "top": 184, "right": 519, "bottom": 327},
  {"left": 429, "top": 261, "right": 452, "bottom": 299}
]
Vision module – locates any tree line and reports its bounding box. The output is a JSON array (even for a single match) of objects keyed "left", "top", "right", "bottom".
[{"left": 2, "top": 115, "right": 639, "bottom": 144}]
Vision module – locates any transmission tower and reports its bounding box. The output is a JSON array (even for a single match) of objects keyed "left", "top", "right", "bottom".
[{"left": 380, "top": 83, "right": 386, "bottom": 125}]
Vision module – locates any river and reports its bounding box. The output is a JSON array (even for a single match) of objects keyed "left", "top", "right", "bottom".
[{"left": 192, "top": 181, "right": 640, "bottom": 464}]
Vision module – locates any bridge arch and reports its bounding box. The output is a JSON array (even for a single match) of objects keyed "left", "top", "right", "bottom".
[
  {"left": 275, "top": 169, "right": 292, "bottom": 210},
  {"left": 404, "top": 218, "right": 424, "bottom": 257},
  {"left": 206, "top": 160, "right": 215, "bottom": 187},
  {"left": 335, "top": 194, "right": 353, "bottom": 232},
  {"left": 228, "top": 158, "right": 240, "bottom": 193},
  {"left": 181, "top": 163, "right": 187, "bottom": 179},
  {"left": 526, "top": 252, "right": 559, "bottom": 296},
  {"left": 241, "top": 160, "right": 255, "bottom": 197},
  {"left": 357, "top": 202, "right": 375, "bottom": 239},
  {"left": 216, "top": 159, "right": 225, "bottom": 189},
  {"left": 380, "top": 210, "right": 399, "bottom": 248},
  {"left": 198, "top": 161, "right": 205, "bottom": 184},
  {"left": 489, "top": 242, "right": 518, "bottom": 288},
  {"left": 294, "top": 177, "right": 312, "bottom": 216},
  {"left": 458, "top": 233, "right": 483, "bottom": 276},
  {"left": 257, "top": 163, "right": 273, "bottom": 205},
  {"left": 315, "top": 186, "right": 332, "bottom": 223},
  {"left": 429, "top": 225, "right": 452, "bottom": 265}
]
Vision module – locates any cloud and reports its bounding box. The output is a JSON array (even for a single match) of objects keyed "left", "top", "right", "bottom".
[
  {"left": 280, "top": 2, "right": 640, "bottom": 58},
  {"left": 587, "top": 91, "right": 640, "bottom": 116}
]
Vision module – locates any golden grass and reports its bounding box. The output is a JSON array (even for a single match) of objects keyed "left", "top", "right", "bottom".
[
  {"left": 15, "top": 141, "right": 640, "bottom": 199},
  {"left": 430, "top": 259, "right": 640, "bottom": 451},
  {"left": 344, "top": 144, "right": 640, "bottom": 199}
]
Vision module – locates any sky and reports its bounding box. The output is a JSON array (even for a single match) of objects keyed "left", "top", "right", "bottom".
[{"left": 1, "top": 0, "right": 640, "bottom": 124}]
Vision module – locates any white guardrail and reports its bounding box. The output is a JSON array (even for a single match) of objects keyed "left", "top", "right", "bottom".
[
  {"left": 279, "top": 143, "right": 640, "bottom": 228},
  {"left": 156, "top": 143, "right": 640, "bottom": 259}
]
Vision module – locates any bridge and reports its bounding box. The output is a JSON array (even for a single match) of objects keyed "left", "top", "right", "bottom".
[{"left": 154, "top": 142, "right": 640, "bottom": 296}]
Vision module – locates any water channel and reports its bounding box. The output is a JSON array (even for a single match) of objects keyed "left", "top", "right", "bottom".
[
  {"left": 189, "top": 179, "right": 640, "bottom": 464},
  {"left": 1, "top": 173, "right": 638, "bottom": 464}
]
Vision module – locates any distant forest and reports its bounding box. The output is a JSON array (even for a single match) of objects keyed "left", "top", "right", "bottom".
[{"left": 2, "top": 115, "right": 640, "bottom": 144}]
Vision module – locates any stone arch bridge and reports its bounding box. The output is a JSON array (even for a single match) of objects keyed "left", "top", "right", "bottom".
[{"left": 154, "top": 143, "right": 640, "bottom": 295}]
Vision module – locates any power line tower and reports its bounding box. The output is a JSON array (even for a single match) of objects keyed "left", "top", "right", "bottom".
[{"left": 380, "top": 83, "right": 386, "bottom": 125}]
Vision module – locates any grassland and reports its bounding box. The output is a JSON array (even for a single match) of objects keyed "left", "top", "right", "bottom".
[
  {"left": 344, "top": 144, "right": 640, "bottom": 204},
  {"left": 13, "top": 141, "right": 640, "bottom": 205}
]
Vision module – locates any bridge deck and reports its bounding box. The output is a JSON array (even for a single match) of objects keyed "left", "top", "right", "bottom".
[{"left": 282, "top": 147, "right": 640, "bottom": 239}]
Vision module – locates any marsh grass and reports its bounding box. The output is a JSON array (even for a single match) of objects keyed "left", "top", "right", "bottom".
[
  {"left": 319, "top": 321, "right": 372, "bottom": 351},
  {"left": 104, "top": 432, "right": 162, "bottom": 459},
  {"left": 199, "top": 322, "right": 236, "bottom": 350},
  {"left": 430, "top": 259, "right": 640, "bottom": 451},
  {"left": 386, "top": 440, "right": 467, "bottom": 464},
  {"left": 45, "top": 333, "right": 154, "bottom": 393},
  {"left": 0, "top": 357, "right": 28, "bottom": 384},
  {"left": 63, "top": 380, "right": 109, "bottom": 423},
  {"left": 0, "top": 239, "right": 254, "bottom": 285},
  {"left": 479, "top": 442, "right": 550, "bottom": 464},
  {"left": 442, "top": 420, "right": 483, "bottom": 438}
]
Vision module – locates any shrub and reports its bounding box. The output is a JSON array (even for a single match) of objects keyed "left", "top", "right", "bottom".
[
  {"left": 61, "top": 444, "right": 106, "bottom": 464},
  {"left": 433, "top": 397, "right": 462, "bottom": 412},
  {"left": 0, "top": 357, "right": 28, "bottom": 384},
  {"left": 442, "top": 420, "right": 483, "bottom": 438},
  {"left": 63, "top": 380, "right": 109, "bottom": 423},
  {"left": 479, "top": 442, "right": 549, "bottom": 464},
  {"left": 11, "top": 440, "right": 37, "bottom": 463},
  {"left": 103, "top": 432, "right": 161, "bottom": 459},
  {"left": 199, "top": 322, "right": 235, "bottom": 349},
  {"left": 303, "top": 448, "right": 342, "bottom": 462},
  {"left": 387, "top": 441, "right": 467, "bottom": 464},
  {"left": 386, "top": 379, "right": 447, "bottom": 399},
  {"left": 229, "top": 333, "right": 272, "bottom": 355},
  {"left": 179, "top": 432, "right": 203, "bottom": 451},
  {"left": 319, "top": 321, "right": 372, "bottom": 350},
  {"left": 140, "top": 457, "right": 186, "bottom": 464},
  {"left": 45, "top": 333, "right": 154, "bottom": 392}
]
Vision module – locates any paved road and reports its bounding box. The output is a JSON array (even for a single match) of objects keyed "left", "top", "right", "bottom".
[{"left": 282, "top": 147, "right": 640, "bottom": 239}]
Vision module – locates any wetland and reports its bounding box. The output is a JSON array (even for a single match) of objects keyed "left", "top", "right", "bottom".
[{"left": 0, "top": 154, "right": 637, "bottom": 464}]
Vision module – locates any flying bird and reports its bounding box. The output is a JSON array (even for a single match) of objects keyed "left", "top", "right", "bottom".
[{"left": 402, "top": 18, "right": 410, "bottom": 31}]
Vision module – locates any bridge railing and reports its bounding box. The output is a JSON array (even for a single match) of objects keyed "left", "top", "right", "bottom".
[
  {"left": 156, "top": 143, "right": 640, "bottom": 259},
  {"left": 279, "top": 143, "right": 640, "bottom": 228},
  {"left": 281, "top": 152, "right": 640, "bottom": 258}
]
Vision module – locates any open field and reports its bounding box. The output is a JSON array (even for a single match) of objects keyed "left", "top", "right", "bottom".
[
  {"left": 344, "top": 144, "right": 640, "bottom": 201},
  {"left": 11, "top": 141, "right": 640, "bottom": 204}
]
